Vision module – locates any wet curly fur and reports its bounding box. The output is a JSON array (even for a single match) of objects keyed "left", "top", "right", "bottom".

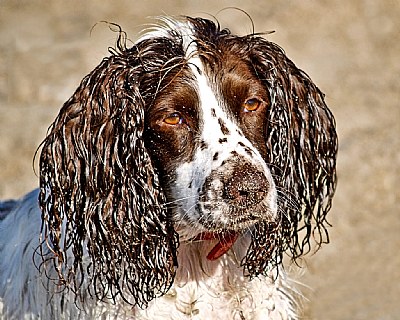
[
  {"left": 0, "top": 16, "right": 337, "bottom": 319},
  {"left": 38, "top": 40, "right": 179, "bottom": 307}
]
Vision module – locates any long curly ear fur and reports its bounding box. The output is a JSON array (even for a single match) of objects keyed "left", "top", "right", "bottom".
[
  {"left": 242, "top": 36, "right": 338, "bottom": 274},
  {"left": 38, "top": 34, "right": 178, "bottom": 307}
]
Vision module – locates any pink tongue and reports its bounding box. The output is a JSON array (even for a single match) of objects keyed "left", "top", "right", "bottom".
[{"left": 197, "top": 231, "right": 239, "bottom": 261}]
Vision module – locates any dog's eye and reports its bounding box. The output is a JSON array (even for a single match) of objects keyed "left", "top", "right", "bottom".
[
  {"left": 164, "top": 112, "right": 184, "bottom": 125},
  {"left": 243, "top": 98, "right": 261, "bottom": 112}
]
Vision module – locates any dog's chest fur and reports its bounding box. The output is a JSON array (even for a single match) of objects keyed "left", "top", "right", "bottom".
[{"left": 137, "top": 241, "right": 295, "bottom": 320}]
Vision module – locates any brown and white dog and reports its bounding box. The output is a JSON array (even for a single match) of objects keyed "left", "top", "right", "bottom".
[{"left": 0, "top": 16, "right": 337, "bottom": 319}]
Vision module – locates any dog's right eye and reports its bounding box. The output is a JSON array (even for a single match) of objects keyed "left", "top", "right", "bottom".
[
  {"left": 164, "top": 112, "right": 185, "bottom": 125},
  {"left": 242, "top": 98, "right": 261, "bottom": 112}
]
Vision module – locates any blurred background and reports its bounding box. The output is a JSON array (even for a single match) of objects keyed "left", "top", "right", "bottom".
[{"left": 0, "top": 1, "right": 399, "bottom": 319}]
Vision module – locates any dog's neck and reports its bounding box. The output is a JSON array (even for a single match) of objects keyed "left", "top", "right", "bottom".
[{"left": 137, "top": 236, "right": 297, "bottom": 319}]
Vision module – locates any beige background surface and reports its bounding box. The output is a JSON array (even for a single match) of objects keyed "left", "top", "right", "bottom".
[{"left": 0, "top": 1, "right": 399, "bottom": 319}]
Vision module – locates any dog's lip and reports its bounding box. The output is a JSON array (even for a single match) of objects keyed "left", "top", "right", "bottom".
[{"left": 193, "top": 230, "right": 239, "bottom": 261}]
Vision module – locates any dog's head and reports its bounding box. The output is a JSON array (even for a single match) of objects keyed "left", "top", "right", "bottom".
[{"left": 38, "top": 17, "right": 337, "bottom": 307}]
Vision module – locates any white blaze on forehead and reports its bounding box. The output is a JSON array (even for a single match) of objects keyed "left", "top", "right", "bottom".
[{"left": 185, "top": 49, "right": 268, "bottom": 173}]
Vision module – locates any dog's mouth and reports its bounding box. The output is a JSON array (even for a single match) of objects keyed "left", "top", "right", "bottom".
[{"left": 194, "top": 230, "right": 239, "bottom": 261}]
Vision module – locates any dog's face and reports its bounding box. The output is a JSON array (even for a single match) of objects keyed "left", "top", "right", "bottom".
[
  {"left": 38, "top": 17, "right": 337, "bottom": 306},
  {"left": 145, "top": 50, "right": 277, "bottom": 240}
]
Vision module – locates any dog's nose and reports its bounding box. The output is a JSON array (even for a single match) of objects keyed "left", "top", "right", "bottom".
[{"left": 224, "top": 165, "right": 269, "bottom": 207}]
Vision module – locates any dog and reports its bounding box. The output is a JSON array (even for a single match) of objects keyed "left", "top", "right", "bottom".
[{"left": 0, "top": 16, "right": 337, "bottom": 319}]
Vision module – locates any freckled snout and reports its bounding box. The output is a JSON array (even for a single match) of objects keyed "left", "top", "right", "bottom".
[
  {"left": 223, "top": 164, "right": 269, "bottom": 208},
  {"left": 201, "top": 159, "right": 272, "bottom": 219}
]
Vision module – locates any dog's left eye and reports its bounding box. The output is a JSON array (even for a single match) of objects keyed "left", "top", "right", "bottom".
[{"left": 243, "top": 98, "right": 261, "bottom": 112}]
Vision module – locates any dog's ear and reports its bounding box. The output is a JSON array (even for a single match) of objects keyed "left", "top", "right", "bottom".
[
  {"left": 243, "top": 37, "right": 338, "bottom": 275},
  {"left": 38, "top": 41, "right": 178, "bottom": 308}
]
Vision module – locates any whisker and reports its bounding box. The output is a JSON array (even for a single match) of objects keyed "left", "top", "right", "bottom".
[{"left": 162, "top": 195, "right": 198, "bottom": 206}]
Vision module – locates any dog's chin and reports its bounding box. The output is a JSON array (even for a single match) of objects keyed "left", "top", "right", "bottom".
[{"left": 175, "top": 215, "right": 259, "bottom": 240}]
